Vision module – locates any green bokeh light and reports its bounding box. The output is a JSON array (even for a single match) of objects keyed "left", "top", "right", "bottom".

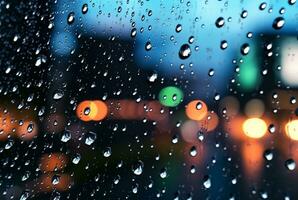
[
  {"left": 158, "top": 86, "right": 183, "bottom": 107},
  {"left": 238, "top": 43, "right": 261, "bottom": 92}
]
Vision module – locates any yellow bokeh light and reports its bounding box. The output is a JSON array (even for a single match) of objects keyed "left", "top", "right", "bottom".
[
  {"left": 88, "top": 101, "right": 98, "bottom": 119},
  {"left": 286, "top": 120, "right": 298, "bottom": 141},
  {"left": 242, "top": 118, "right": 267, "bottom": 139}
]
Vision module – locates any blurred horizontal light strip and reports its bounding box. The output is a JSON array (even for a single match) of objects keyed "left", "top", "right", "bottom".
[{"left": 107, "top": 100, "right": 169, "bottom": 121}]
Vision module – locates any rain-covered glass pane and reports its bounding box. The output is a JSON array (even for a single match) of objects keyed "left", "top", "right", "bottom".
[{"left": 1, "top": 0, "right": 298, "bottom": 199}]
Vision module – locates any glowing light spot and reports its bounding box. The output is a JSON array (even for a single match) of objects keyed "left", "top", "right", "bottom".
[
  {"left": 158, "top": 86, "right": 183, "bottom": 107},
  {"left": 76, "top": 100, "right": 108, "bottom": 121},
  {"left": 185, "top": 100, "right": 208, "bottom": 121},
  {"left": 286, "top": 120, "right": 298, "bottom": 141},
  {"left": 242, "top": 118, "right": 267, "bottom": 139},
  {"left": 76, "top": 100, "right": 93, "bottom": 122},
  {"left": 92, "top": 100, "right": 108, "bottom": 121}
]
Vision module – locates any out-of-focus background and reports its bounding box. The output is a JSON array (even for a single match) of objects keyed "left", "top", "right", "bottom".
[{"left": 1, "top": 0, "right": 298, "bottom": 199}]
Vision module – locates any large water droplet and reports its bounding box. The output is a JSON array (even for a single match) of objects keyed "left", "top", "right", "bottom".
[
  {"left": 285, "top": 159, "right": 296, "bottom": 171},
  {"left": 272, "top": 17, "right": 285, "bottom": 30},
  {"left": 85, "top": 131, "right": 96, "bottom": 145},
  {"left": 61, "top": 131, "right": 71, "bottom": 143},
  {"left": 145, "top": 41, "right": 152, "bottom": 51},
  {"left": 176, "top": 24, "right": 182, "bottom": 33},
  {"left": 215, "top": 17, "right": 225, "bottom": 28},
  {"left": 263, "top": 149, "right": 273, "bottom": 161},
  {"left": 67, "top": 12, "right": 75, "bottom": 24},
  {"left": 82, "top": 4, "right": 88, "bottom": 14},
  {"left": 160, "top": 168, "right": 167, "bottom": 178},
  {"left": 103, "top": 147, "right": 112, "bottom": 157},
  {"left": 203, "top": 175, "right": 211, "bottom": 189},
  {"left": 179, "top": 44, "right": 191, "bottom": 59},
  {"left": 289, "top": 0, "right": 296, "bottom": 5},
  {"left": 241, "top": 43, "right": 250, "bottom": 55},
  {"left": 72, "top": 153, "right": 81, "bottom": 164},
  {"left": 190, "top": 146, "right": 197, "bottom": 157},
  {"left": 132, "top": 160, "right": 144, "bottom": 175},
  {"left": 52, "top": 174, "right": 61, "bottom": 185},
  {"left": 53, "top": 91, "right": 64, "bottom": 100}
]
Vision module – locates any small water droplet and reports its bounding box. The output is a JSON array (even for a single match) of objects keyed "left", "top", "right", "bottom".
[
  {"left": 52, "top": 174, "right": 60, "bottom": 185},
  {"left": 103, "top": 147, "right": 112, "bottom": 157},
  {"left": 131, "top": 28, "right": 137, "bottom": 37},
  {"left": 172, "top": 135, "right": 178, "bottom": 144},
  {"left": 285, "top": 159, "right": 296, "bottom": 171},
  {"left": 85, "top": 132, "right": 96, "bottom": 145},
  {"left": 67, "top": 12, "right": 75, "bottom": 24},
  {"left": 203, "top": 175, "right": 211, "bottom": 189},
  {"left": 289, "top": 0, "right": 296, "bottom": 5},
  {"left": 82, "top": 4, "right": 88, "bottom": 14},
  {"left": 61, "top": 131, "right": 71, "bottom": 143},
  {"left": 176, "top": 24, "right": 182, "bottom": 33},
  {"left": 220, "top": 40, "right": 228, "bottom": 50},
  {"left": 53, "top": 91, "right": 64, "bottom": 100},
  {"left": 160, "top": 168, "right": 167, "bottom": 178},
  {"left": 241, "top": 43, "right": 250, "bottom": 55},
  {"left": 268, "top": 124, "right": 276, "bottom": 134},
  {"left": 196, "top": 102, "right": 203, "bottom": 110},
  {"left": 145, "top": 41, "right": 152, "bottom": 51},
  {"left": 208, "top": 69, "right": 215, "bottom": 76},
  {"left": 132, "top": 160, "right": 144, "bottom": 175},
  {"left": 259, "top": 2, "right": 267, "bottom": 10},
  {"left": 290, "top": 96, "right": 296, "bottom": 104},
  {"left": 241, "top": 10, "right": 248, "bottom": 18},
  {"left": 190, "top": 146, "right": 197, "bottom": 157},
  {"left": 72, "top": 153, "right": 81, "bottom": 164},
  {"left": 263, "top": 149, "right": 273, "bottom": 161}
]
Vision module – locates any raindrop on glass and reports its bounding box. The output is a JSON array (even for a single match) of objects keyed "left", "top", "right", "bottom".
[
  {"left": 263, "top": 149, "right": 273, "bottom": 161},
  {"left": 103, "top": 147, "right": 112, "bottom": 157},
  {"left": 272, "top": 17, "right": 285, "bottom": 30},
  {"left": 190, "top": 146, "right": 197, "bottom": 157},
  {"left": 67, "top": 12, "right": 75, "bottom": 24},
  {"left": 132, "top": 161, "right": 144, "bottom": 175},
  {"left": 285, "top": 159, "right": 296, "bottom": 171},
  {"left": 215, "top": 17, "right": 225, "bottom": 28},
  {"left": 145, "top": 41, "right": 152, "bottom": 51},
  {"left": 241, "top": 43, "right": 250, "bottom": 55},
  {"left": 176, "top": 24, "right": 182, "bottom": 33},
  {"left": 179, "top": 44, "right": 191, "bottom": 59},
  {"left": 203, "top": 175, "right": 211, "bottom": 189},
  {"left": 82, "top": 4, "right": 88, "bottom": 14}
]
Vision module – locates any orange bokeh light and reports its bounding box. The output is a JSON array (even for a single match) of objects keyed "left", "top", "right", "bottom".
[
  {"left": 76, "top": 100, "right": 108, "bottom": 121},
  {"left": 40, "top": 153, "right": 68, "bottom": 172},
  {"left": 76, "top": 100, "right": 93, "bottom": 121},
  {"left": 185, "top": 100, "right": 208, "bottom": 121},
  {"left": 92, "top": 100, "right": 108, "bottom": 121},
  {"left": 197, "top": 111, "right": 219, "bottom": 132}
]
